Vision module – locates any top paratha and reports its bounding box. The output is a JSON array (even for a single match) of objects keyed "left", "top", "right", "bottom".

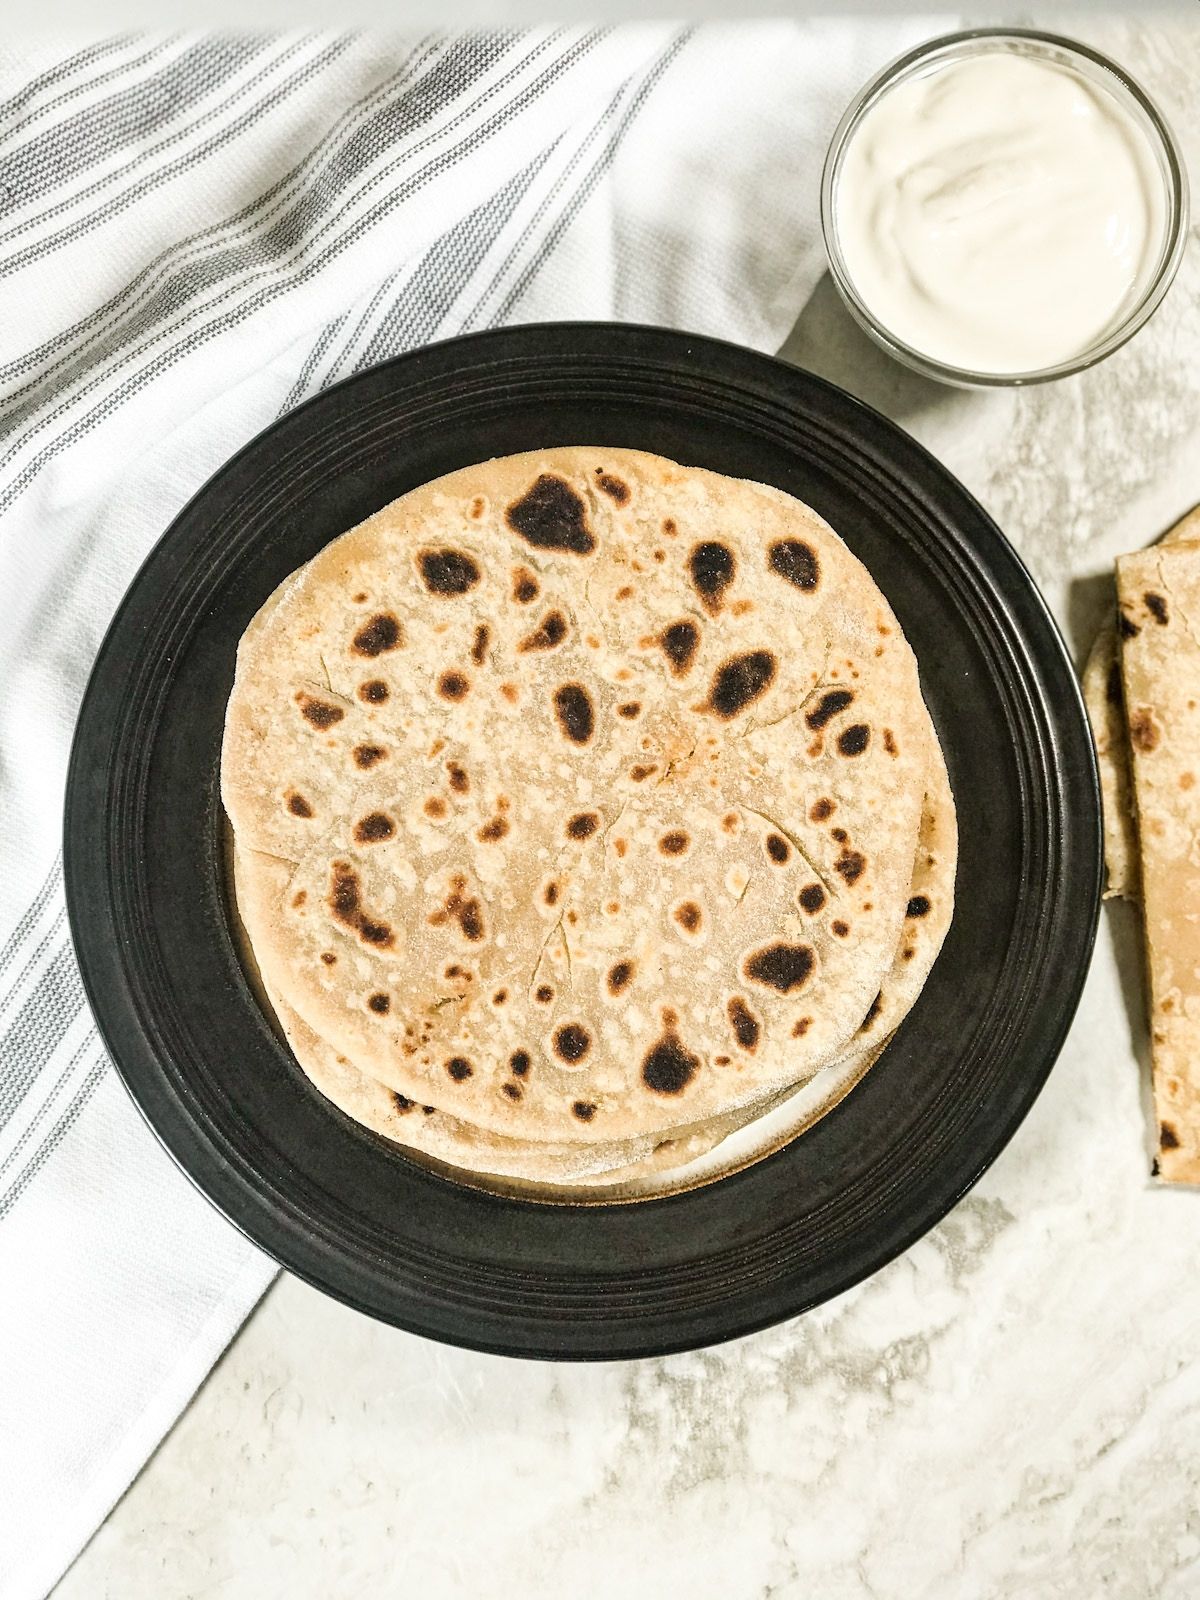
[{"left": 223, "top": 448, "right": 936, "bottom": 1144}]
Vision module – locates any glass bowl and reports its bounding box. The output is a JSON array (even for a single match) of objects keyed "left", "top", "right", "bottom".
[{"left": 820, "top": 28, "right": 1190, "bottom": 388}]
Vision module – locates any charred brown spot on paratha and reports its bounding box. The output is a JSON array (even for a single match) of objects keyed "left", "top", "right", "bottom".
[
  {"left": 424, "top": 797, "right": 447, "bottom": 820},
  {"left": 1118, "top": 610, "right": 1140, "bottom": 640},
  {"left": 553, "top": 1023, "right": 591, "bottom": 1063},
  {"left": 352, "top": 744, "right": 386, "bottom": 770},
  {"left": 836, "top": 849, "right": 866, "bottom": 885},
  {"left": 297, "top": 692, "right": 345, "bottom": 730},
  {"left": 797, "top": 883, "right": 826, "bottom": 914},
  {"left": 328, "top": 861, "right": 395, "bottom": 949},
  {"left": 292, "top": 891, "right": 306, "bottom": 908},
  {"left": 792, "top": 1017, "right": 812, "bottom": 1037},
  {"left": 428, "top": 874, "right": 486, "bottom": 943},
  {"left": 727, "top": 996, "right": 760, "bottom": 1052},
  {"left": 418, "top": 549, "right": 480, "bottom": 596},
  {"left": 543, "top": 880, "right": 561, "bottom": 908},
  {"left": 859, "top": 992, "right": 883, "bottom": 1032},
  {"left": 659, "top": 829, "right": 689, "bottom": 856},
  {"left": 321, "top": 952, "right": 336, "bottom": 965},
  {"left": 328, "top": 870, "right": 357, "bottom": 922},
  {"left": 658, "top": 620, "right": 700, "bottom": 676},
  {"left": 572, "top": 1100, "right": 597, "bottom": 1121},
  {"left": 607, "top": 959, "right": 635, "bottom": 995},
  {"left": 510, "top": 1050, "right": 531, "bottom": 1076},
  {"left": 535, "top": 984, "right": 554, "bottom": 1004},
  {"left": 673, "top": 901, "right": 703, "bottom": 935},
  {"left": 809, "top": 798, "right": 835, "bottom": 823},
  {"left": 567, "top": 811, "right": 600, "bottom": 840},
  {"left": 553, "top": 683, "right": 594, "bottom": 744},
  {"left": 493, "top": 988, "right": 508, "bottom": 1005},
  {"left": 1145, "top": 591, "right": 1169, "bottom": 625},
  {"left": 352, "top": 613, "right": 403, "bottom": 656},
  {"left": 704, "top": 650, "right": 777, "bottom": 720},
  {"left": 662, "top": 518, "right": 677, "bottom": 536},
  {"left": 722, "top": 812, "right": 740, "bottom": 834},
  {"left": 831, "top": 920, "right": 850, "bottom": 937},
  {"left": 471, "top": 624, "right": 491, "bottom": 665},
  {"left": 286, "top": 791, "right": 314, "bottom": 817},
  {"left": 446, "top": 761, "right": 469, "bottom": 793},
  {"left": 500, "top": 683, "right": 519, "bottom": 704},
  {"left": 438, "top": 670, "right": 470, "bottom": 701},
  {"left": 831, "top": 827, "right": 848, "bottom": 843},
  {"left": 618, "top": 701, "right": 641, "bottom": 719},
  {"left": 769, "top": 538, "right": 819, "bottom": 591},
  {"left": 507, "top": 475, "right": 595, "bottom": 554},
  {"left": 806, "top": 689, "right": 854, "bottom": 730},
  {"left": 446, "top": 1056, "right": 473, "bottom": 1081},
  {"left": 629, "top": 763, "right": 657, "bottom": 782},
  {"left": 837, "top": 724, "right": 870, "bottom": 757},
  {"left": 743, "top": 942, "right": 814, "bottom": 994},
  {"left": 354, "top": 811, "right": 395, "bottom": 844},
  {"left": 1161, "top": 1122, "right": 1181, "bottom": 1149},
  {"left": 358, "top": 678, "right": 389, "bottom": 704},
  {"left": 512, "top": 567, "right": 540, "bottom": 603},
  {"left": 765, "top": 833, "right": 790, "bottom": 864},
  {"left": 596, "top": 470, "right": 630, "bottom": 504},
  {"left": 518, "top": 610, "right": 569, "bottom": 652},
  {"left": 469, "top": 496, "right": 485, "bottom": 520},
  {"left": 689, "top": 541, "right": 735, "bottom": 614},
  {"left": 882, "top": 730, "right": 898, "bottom": 756},
  {"left": 1129, "top": 708, "right": 1160, "bottom": 752},
  {"left": 477, "top": 816, "right": 510, "bottom": 842},
  {"left": 907, "top": 895, "right": 931, "bottom": 919},
  {"left": 393, "top": 1093, "right": 416, "bottom": 1114},
  {"left": 503, "top": 1083, "right": 522, "bottom": 1101},
  {"left": 352, "top": 592, "right": 368, "bottom": 604},
  {"left": 641, "top": 1029, "right": 700, "bottom": 1095},
  {"left": 367, "top": 992, "right": 390, "bottom": 1014}
]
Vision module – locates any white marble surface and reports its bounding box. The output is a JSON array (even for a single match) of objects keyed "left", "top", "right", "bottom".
[{"left": 52, "top": 15, "right": 1200, "bottom": 1600}]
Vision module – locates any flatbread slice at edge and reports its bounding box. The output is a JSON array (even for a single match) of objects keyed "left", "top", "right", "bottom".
[
  {"left": 1117, "top": 541, "right": 1200, "bottom": 1184},
  {"left": 1085, "top": 504, "right": 1200, "bottom": 900}
]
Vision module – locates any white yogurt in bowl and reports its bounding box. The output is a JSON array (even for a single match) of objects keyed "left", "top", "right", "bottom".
[{"left": 821, "top": 31, "right": 1188, "bottom": 386}]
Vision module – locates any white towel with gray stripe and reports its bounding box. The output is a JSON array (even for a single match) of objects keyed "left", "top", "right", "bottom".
[{"left": 0, "top": 21, "right": 944, "bottom": 1599}]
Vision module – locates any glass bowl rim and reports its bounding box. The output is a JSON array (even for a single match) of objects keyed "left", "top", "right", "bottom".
[{"left": 819, "top": 26, "right": 1191, "bottom": 388}]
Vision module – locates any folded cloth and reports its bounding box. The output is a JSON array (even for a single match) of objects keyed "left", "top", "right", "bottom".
[{"left": 0, "top": 21, "right": 946, "bottom": 1599}]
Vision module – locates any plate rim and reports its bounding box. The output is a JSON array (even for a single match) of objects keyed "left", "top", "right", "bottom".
[{"left": 63, "top": 321, "right": 1102, "bottom": 1359}]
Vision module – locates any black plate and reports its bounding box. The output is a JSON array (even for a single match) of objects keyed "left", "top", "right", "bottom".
[{"left": 64, "top": 324, "right": 1100, "bottom": 1360}]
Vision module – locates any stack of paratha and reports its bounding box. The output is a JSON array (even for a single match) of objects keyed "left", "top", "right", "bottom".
[{"left": 221, "top": 448, "right": 956, "bottom": 1196}]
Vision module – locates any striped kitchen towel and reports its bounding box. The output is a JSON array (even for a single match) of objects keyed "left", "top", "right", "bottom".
[{"left": 0, "top": 21, "right": 942, "bottom": 1599}]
